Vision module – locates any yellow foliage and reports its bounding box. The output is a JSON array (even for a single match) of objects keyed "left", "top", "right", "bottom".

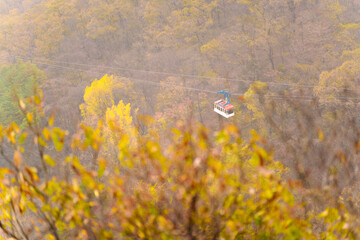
[
  {"left": 80, "top": 74, "right": 115, "bottom": 121},
  {"left": 164, "top": 0, "right": 217, "bottom": 45},
  {"left": 244, "top": 81, "right": 267, "bottom": 121},
  {"left": 200, "top": 39, "right": 223, "bottom": 58},
  {"left": 84, "top": 0, "right": 136, "bottom": 39},
  {"left": 103, "top": 100, "right": 137, "bottom": 158},
  {"left": 105, "top": 100, "right": 135, "bottom": 136},
  {"left": 325, "top": 0, "right": 343, "bottom": 21},
  {"left": 315, "top": 60, "right": 360, "bottom": 103},
  {"left": 1, "top": 91, "right": 360, "bottom": 239}
]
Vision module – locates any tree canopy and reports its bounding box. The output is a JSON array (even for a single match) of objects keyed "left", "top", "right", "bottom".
[{"left": 0, "top": 61, "right": 45, "bottom": 125}]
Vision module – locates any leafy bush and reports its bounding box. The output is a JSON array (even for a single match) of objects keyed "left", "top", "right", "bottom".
[
  {"left": 0, "top": 92, "right": 357, "bottom": 240},
  {"left": 0, "top": 61, "right": 45, "bottom": 126}
]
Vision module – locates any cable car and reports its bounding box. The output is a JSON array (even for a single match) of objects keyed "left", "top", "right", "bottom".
[{"left": 214, "top": 90, "right": 234, "bottom": 118}]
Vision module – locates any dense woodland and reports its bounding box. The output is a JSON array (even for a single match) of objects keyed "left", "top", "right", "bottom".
[{"left": 0, "top": 0, "right": 360, "bottom": 239}]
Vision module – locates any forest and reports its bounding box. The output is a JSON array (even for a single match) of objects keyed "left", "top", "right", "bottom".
[{"left": 1, "top": 0, "right": 360, "bottom": 239}]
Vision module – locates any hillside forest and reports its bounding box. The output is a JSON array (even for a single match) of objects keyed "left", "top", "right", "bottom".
[{"left": 1, "top": 0, "right": 360, "bottom": 239}]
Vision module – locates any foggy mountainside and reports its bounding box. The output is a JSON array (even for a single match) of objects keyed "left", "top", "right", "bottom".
[{"left": 1, "top": 0, "right": 360, "bottom": 239}]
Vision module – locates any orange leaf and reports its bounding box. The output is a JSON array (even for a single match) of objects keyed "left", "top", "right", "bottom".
[
  {"left": 238, "top": 95, "right": 246, "bottom": 102},
  {"left": 14, "top": 151, "right": 22, "bottom": 168}
]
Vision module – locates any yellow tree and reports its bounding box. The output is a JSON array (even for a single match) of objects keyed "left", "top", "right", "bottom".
[
  {"left": 314, "top": 60, "right": 360, "bottom": 104},
  {"left": 243, "top": 81, "right": 267, "bottom": 121},
  {"left": 80, "top": 0, "right": 140, "bottom": 51},
  {"left": 0, "top": 9, "right": 35, "bottom": 58},
  {"left": 143, "top": 0, "right": 177, "bottom": 50},
  {"left": 80, "top": 74, "right": 115, "bottom": 123},
  {"left": 105, "top": 100, "right": 136, "bottom": 137},
  {"left": 0, "top": 0, "right": 77, "bottom": 57},
  {"left": 31, "top": 0, "right": 76, "bottom": 56},
  {"left": 104, "top": 100, "right": 137, "bottom": 159},
  {"left": 238, "top": 81, "right": 270, "bottom": 137},
  {"left": 80, "top": 74, "right": 140, "bottom": 124},
  {"left": 84, "top": 0, "right": 122, "bottom": 39},
  {"left": 162, "top": 0, "right": 217, "bottom": 48}
]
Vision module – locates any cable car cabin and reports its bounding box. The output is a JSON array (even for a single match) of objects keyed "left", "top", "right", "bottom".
[{"left": 214, "top": 100, "right": 234, "bottom": 118}]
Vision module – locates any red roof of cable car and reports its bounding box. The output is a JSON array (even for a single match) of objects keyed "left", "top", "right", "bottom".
[
  {"left": 223, "top": 104, "right": 234, "bottom": 110},
  {"left": 214, "top": 100, "right": 234, "bottom": 110}
]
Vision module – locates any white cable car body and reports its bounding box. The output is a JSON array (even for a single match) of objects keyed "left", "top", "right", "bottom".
[{"left": 214, "top": 90, "right": 235, "bottom": 118}]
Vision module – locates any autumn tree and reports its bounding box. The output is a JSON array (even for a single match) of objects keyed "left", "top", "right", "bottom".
[
  {"left": 103, "top": 100, "right": 137, "bottom": 159},
  {"left": 314, "top": 48, "right": 360, "bottom": 104},
  {"left": 80, "top": 74, "right": 115, "bottom": 123}
]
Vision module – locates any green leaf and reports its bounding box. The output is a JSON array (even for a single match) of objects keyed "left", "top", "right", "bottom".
[
  {"left": 18, "top": 132, "right": 27, "bottom": 144},
  {"left": 51, "top": 131, "right": 63, "bottom": 151}
]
